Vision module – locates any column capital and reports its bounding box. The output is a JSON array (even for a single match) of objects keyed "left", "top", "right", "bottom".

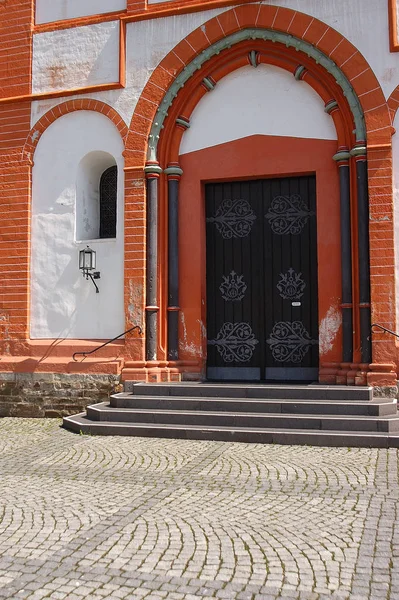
[
  {"left": 248, "top": 50, "right": 260, "bottom": 68},
  {"left": 325, "top": 99, "right": 338, "bottom": 114},
  {"left": 333, "top": 149, "right": 351, "bottom": 165},
  {"left": 294, "top": 65, "right": 307, "bottom": 81},
  {"left": 176, "top": 116, "right": 190, "bottom": 130},
  {"left": 144, "top": 162, "right": 163, "bottom": 177},
  {"left": 350, "top": 144, "right": 367, "bottom": 161},
  {"left": 164, "top": 164, "right": 183, "bottom": 179},
  {"left": 202, "top": 76, "right": 216, "bottom": 91}
]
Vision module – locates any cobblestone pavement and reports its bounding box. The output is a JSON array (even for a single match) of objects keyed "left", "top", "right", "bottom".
[{"left": 0, "top": 419, "right": 398, "bottom": 600}]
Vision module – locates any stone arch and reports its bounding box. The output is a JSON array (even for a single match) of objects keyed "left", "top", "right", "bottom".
[
  {"left": 23, "top": 99, "right": 128, "bottom": 164},
  {"left": 156, "top": 38, "right": 354, "bottom": 167}
]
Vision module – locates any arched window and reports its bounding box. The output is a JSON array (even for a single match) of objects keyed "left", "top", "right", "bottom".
[
  {"left": 99, "top": 166, "right": 117, "bottom": 238},
  {"left": 76, "top": 152, "right": 118, "bottom": 241}
]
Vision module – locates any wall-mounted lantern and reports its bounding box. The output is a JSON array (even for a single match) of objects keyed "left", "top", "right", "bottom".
[{"left": 79, "top": 246, "right": 100, "bottom": 293}]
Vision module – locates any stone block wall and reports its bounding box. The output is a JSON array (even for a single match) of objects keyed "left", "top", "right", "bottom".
[{"left": 0, "top": 373, "right": 121, "bottom": 417}]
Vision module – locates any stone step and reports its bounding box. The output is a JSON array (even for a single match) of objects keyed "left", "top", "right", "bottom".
[
  {"left": 110, "top": 394, "right": 397, "bottom": 416},
  {"left": 62, "top": 414, "right": 399, "bottom": 448},
  {"left": 127, "top": 382, "right": 373, "bottom": 401},
  {"left": 86, "top": 403, "right": 399, "bottom": 433}
]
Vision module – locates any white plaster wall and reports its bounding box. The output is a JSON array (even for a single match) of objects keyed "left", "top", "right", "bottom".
[
  {"left": 30, "top": 8, "right": 231, "bottom": 127},
  {"left": 32, "top": 21, "right": 120, "bottom": 94},
  {"left": 279, "top": 0, "right": 399, "bottom": 99},
  {"left": 31, "top": 0, "right": 399, "bottom": 131},
  {"left": 277, "top": 0, "right": 399, "bottom": 100},
  {"left": 180, "top": 65, "right": 336, "bottom": 155},
  {"left": 36, "top": 0, "right": 127, "bottom": 25},
  {"left": 31, "top": 111, "right": 125, "bottom": 340}
]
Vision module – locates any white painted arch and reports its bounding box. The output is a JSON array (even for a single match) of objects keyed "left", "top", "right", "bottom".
[
  {"left": 180, "top": 65, "right": 337, "bottom": 156},
  {"left": 31, "top": 110, "right": 125, "bottom": 340}
]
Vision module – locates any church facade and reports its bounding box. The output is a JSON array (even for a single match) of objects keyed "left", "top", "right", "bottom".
[{"left": 1, "top": 0, "right": 399, "bottom": 415}]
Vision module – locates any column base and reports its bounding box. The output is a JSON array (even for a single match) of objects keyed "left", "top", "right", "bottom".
[
  {"left": 121, "top": 360, "right": 202, "bottom": 384},
  {"left": 319, "top": 362, "right": 398, "bottom": 394}
]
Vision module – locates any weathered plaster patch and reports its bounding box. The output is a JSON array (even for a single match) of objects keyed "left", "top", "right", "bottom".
[
  {"left": 197, "top": 319, "right": 206, "bottom": 340},
  {"left": 179, "top": 312, "right": 188, "bottom": 352},
  {"left": 128, "top": 280, "right": 144, "bottom": 329},
  {"left": 178, "top": 313, "right": 201, "bottom": 357},
  {"left": 0, "top": 312, "right": 10, "bottom": 355},
  {"left": 319, "top": 305, "right": 342, "bottom": 356},
  {"left": 370, "top": 215, "right": 390, "bottom": 221},
  {"left": 32, "top": 21, "right": 120, "bottom": 94}
]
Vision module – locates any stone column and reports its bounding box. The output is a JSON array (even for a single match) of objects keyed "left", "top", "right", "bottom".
[
  {"left": 351, "top": 144, "right": 372, "bottom": 363},
  {"left": 144, "top": 162, "right": 162, "bottom": 361},
  {"left": 164, "top": 164, "right": 183, "bottom": 360},
  {"left": 333, "top": 149, "right": 353, "bottom": 363}
]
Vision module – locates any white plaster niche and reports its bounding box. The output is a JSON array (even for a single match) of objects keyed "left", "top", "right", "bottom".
[
  {"left": 31, "top": 110, "right": 125, "bottom": 340},
  {"left": 36, "top": 0, "right": 127, "bottom": 24},
  {"left": 76, "top": 151, "right": 117, "bottom": 241}
]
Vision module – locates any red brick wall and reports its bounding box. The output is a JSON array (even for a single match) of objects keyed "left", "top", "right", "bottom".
[{"left": 0, "top": 1, "right": 34, "bottom": 346}]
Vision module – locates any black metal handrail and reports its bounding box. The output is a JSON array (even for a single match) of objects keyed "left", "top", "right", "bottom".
[
  {"left": 72, "top": 325, "right": 143, "bottom": 361},
  {"left": 371, "top": 323, "right": 399, "bottom": 340}
]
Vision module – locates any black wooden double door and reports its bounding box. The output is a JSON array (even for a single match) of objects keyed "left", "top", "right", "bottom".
[{"left": 205, "top": 176, "right": 319, "bottom": 382}]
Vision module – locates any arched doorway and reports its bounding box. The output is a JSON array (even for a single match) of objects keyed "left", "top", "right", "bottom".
[
  {"left": 155, "top": 33, "right": 363, "bottom": 382},
  {"left": 124, "top": 6, "right": 396, "bottom": 387},
  {"left": 178, "top": 63, "right": 337, "bottom": 382}
]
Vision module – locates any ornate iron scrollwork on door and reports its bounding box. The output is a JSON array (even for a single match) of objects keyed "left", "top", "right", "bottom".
[
  {"left": 207, "top": 199, "right": 257, "bottom": 239},
  {"left": 266, "top": 321, "right": 318, "bottom": 363},
  {"left": 277, "top": 268, "right": 306, "bottom": 300},
  {"left": 208, "top": 322, "right": 259, "bottom": 363},
  {"left": 219, "top": 271, "right": 247, "bottom": 301},
  {"left": 265, "top": 194, "right": 314, "bottom": 235}
]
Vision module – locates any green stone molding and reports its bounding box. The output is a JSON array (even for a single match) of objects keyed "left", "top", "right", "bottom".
[
  {"left": 147, "top": 28, "right": 366, "bottom": 162},
  {"left": 144, "top": 163, "right": 163, "bottom": 176},
  {"left": 294, "top": 65, "right": 306, "bottom": 81},
  {"left": 202, "top": 77, "right": 216, "bottom": 91},
  {"left": 333, "top": 150, "right": 351, "bottom": 162},
  {"left": 176, "top": 117, "right": 190, "bottom": 129},
  {"left": 350, "top": 145, "right": 367, "bottom": 158},
  {"left": 325, "top": 100, "right": 339, "bottom": 114},
  {"left": 249, "top": 50, "right": 259, "bottom": 68},
  {"left": 164, "top": 166, "right": 184, "bottom": 177}
]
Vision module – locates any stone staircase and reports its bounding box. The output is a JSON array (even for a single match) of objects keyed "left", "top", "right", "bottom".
[{"left": 62, "top": 382, "right": 399, "bottom": 447}]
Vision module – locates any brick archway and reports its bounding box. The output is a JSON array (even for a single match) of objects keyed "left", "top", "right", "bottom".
[
  {"left": 125, "top": 4, "right": 391, "bottom": 168},
  {"left": 23, "top": 99, "right": 128, "bottom": 164},
  {"left": 122, "top": 4, "right": 397, "bottom": 386}
]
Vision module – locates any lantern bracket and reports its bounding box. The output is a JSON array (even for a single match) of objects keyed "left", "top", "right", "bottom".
[{"left": 87, "top": 272, "right": 100, "bottom": 293}]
